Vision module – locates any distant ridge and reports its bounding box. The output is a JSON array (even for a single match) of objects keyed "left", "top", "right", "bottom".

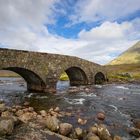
[{"left": 108, "top": 41, "right": 140, "bottom": 65}]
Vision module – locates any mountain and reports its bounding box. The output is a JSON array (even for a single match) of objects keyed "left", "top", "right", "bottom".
[{"left": 108, "top": 41, "right": 140, "bottom": 65}]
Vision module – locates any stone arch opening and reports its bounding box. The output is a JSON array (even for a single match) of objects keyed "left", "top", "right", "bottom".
[
  {"left": 1, "top": 67, "right": 46, "bottom": 92},
  {"left": 65, "top": 67, "right": 88, "bottom": 86},
  {"left": 95, "top": 72, "right": 106, "bottom": 84}
]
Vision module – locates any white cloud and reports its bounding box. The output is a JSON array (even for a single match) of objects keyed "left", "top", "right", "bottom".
[
  {"left": 0, "top": 0, "right": 140, "bottom": 65},
  {"left": 0, "top": 0, "right": 59, "bottom": 30},
  {"left": 69, "top": 0, "right": 140, "bottom": 23},
  {"left": 78, "top": 21, "right": 132, "bottom": 41},
  {"left": 70, "top": 19, "right": 140, "bottom": 64}
]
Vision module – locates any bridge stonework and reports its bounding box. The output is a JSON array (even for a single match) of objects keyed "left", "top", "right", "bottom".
[{"left": 0, "top": 48, "right": 107, "bottom": 93}]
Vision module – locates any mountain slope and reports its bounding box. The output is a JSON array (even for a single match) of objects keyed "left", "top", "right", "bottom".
[{"left": 108, "top": 41, "right": 140, "bottom": 65}]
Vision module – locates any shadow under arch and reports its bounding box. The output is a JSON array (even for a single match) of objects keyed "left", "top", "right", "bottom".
[
  {"left": 95, "top": 72, "right": 106, "bottom": 84},
  {"left": 65, "top": 66, "right": 88, "bottom": 86},
  {"left": 2, "top": 67, "right": 46, "bottom": 92}
]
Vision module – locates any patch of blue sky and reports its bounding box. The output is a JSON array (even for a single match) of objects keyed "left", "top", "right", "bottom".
[
  {"left": 0, "top": 43, "right": 8, "bottom": 48},
  {"left": 46, "top": 18, "right": 102, "bottom": 39},
  {"left": 109, "top": 52, "right": 121, "bottom": 57},
  {"left": 117, "top": 10, "right": 140, "bottom": 23}
]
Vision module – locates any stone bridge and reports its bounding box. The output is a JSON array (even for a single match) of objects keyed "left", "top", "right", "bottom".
[{"left": 0, "top": 48, "right": 107, "bottom": 92}]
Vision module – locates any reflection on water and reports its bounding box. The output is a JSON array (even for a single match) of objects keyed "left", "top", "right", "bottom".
[{"left": 0, "top": 77, "right": 140, "bottom": 139}]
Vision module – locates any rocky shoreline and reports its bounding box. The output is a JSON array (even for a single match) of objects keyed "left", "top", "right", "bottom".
[{"left": 0, "top": 101, "right": 139, "bottom": 140}]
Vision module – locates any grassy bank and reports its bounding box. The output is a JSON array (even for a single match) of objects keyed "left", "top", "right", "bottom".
[{"left": 105, "top": 64, "right": 140, "bottom": 83}]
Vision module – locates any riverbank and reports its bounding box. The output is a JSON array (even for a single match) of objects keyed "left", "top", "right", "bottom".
[{"left": 0, "top": 102, "right": 132, "bottom": 140}]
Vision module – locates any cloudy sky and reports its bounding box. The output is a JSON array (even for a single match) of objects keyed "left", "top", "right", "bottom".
[{"left": 0, "top": 0, "right": 140, "bottom": 64}]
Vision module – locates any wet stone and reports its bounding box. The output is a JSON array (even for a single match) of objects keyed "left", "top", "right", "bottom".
[
  {"left": 59, "top": 123, "right": 73, "bottom": 136},
  {"left": 44, "top": 116, "right": 60, "bottom": 132},
  {"left": 0, "top": 117, "right": 14, "bottom": 136}
]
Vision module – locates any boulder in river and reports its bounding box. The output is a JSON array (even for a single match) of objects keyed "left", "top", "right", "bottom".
[
  {"left": 18, "top": 112, "right": 34, "bottom": 123},
  {"left": 96, "top": 124, "right": 112, "bottom": 140},
  {"left": 44, "top": 116, "right": 60, "bottom": 132},
  {"left": 59, "top": 123, "right": 73, "bottom": 136},
  {"left": 97, "top": 112, "right": 105, "bottom": 121},
  {"left": 0, "top": 103, "right": 6, "bottom": 112},
  {"left": 0, "top": 117, "right": 14, "bottom": 136}
]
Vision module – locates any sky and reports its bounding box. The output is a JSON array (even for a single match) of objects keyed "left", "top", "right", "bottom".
[{"left": 0, "top": 0, "right": 140, "bottom": 64}]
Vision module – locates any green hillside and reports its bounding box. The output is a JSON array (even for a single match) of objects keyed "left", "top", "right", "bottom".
[{"left": 108, "top": 41, "right": 140, "bottom": 65}]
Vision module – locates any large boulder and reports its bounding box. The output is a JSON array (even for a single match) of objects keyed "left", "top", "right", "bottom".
[
  {"left": 18, "top": 112, "right": 34, "bottom": 123},
  {"left": 44, "top": 116, "right": 60, "bottom": 132},
  {"left": 0, "top": 117, "right": 14, "bottom": 136},
  {"left": 59, "top": 123, "right": 73, "bottom": 136},
  {"left": 96, "top": 124, "right": 112, "bottom": 140}
]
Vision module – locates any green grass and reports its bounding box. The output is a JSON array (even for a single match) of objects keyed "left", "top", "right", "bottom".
[
  {"left": 59, "top": 72, "right": 69, "bottom": 81},
  {"left": 105, "top": 64, "right": 140, "bottom": 82}
]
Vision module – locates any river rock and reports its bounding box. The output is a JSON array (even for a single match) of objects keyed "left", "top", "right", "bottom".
[
  {"left": 97, "top": 124, "right": 112, "bottom": 140},
  {"left": 75, "top": 127, "right": 83, "bottom": 138},
  {"left": 89, "top": 126, "right": 98, "bottom": 135},
  {"left": 44, "top": 116, "right": 60, "bottom": 132},
  {"left": 15, "top": 109, "right": 24, "bottom": 116},
  {"left": 28, "top": 107, "right": 34, "bottom": 112},
  {"left": 23, "top": 101, "right": 30, "bottom": 106},
  {"left": 40, "top": 110, "right": 47, "bottom": 117},
  {"left": 0, "top": 103, "right": 6, "bottom": 112},
  {"left": 97, "top": 112, "right": 105, "bottom": 121},
  {"left": 88, "top": 135, "right": 100, "bottom": 140},
  {"left": 54, "top": 107, "right": 60, "bottom": 112},
  {"left": 133, "top": 119, "right": 140, "bottom": 129},
  {"left": 113, "top": 135, "right": 122, "bottom": 140},
  {"left": 129, "top": 127, "right": 140, "bottom": 138},
  {"left": 0, "top": 117, "right": 14, "bottom": 136},
  {"left": 18, "top": 112, "right": 34, "bottom": 123},
  {"left": 59, "top": 123, "right": 73, "bottom": 136},
  {"left": 78, "top": 118, "right": 87, "bottom": 125},
  {"left": 1, "top": 111, "right": 13, "bottom": 118},
  {"left": 86, "top": 132, "right": 100, "bottom": 140}
]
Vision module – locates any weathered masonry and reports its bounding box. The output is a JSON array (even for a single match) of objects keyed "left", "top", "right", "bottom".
[{"left": 0, "top": 48, "right": 107, "bottom": 92}]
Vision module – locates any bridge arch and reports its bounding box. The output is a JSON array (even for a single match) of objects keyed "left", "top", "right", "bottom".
[
  {"left": 65, "top": 66, "right": 88, "bottom": 86},
  {"left": 94, "top": 72, "right": 106, "bottom": 84},
  {"left": 1, "top": 67, "right": 46, "bottom": 92}
]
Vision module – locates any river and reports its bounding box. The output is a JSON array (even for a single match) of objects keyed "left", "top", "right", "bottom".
[{"left": 0, "top": 77, "right": 140, "bottom": 139}]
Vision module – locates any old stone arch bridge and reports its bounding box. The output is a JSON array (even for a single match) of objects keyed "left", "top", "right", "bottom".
[{"left": 0, "top": 48, "right": 107, "bottom": 92}]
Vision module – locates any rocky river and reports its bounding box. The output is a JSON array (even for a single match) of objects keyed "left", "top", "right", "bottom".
[{"left": 0, "top": 77, "right": 140, "bottom": 140}]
